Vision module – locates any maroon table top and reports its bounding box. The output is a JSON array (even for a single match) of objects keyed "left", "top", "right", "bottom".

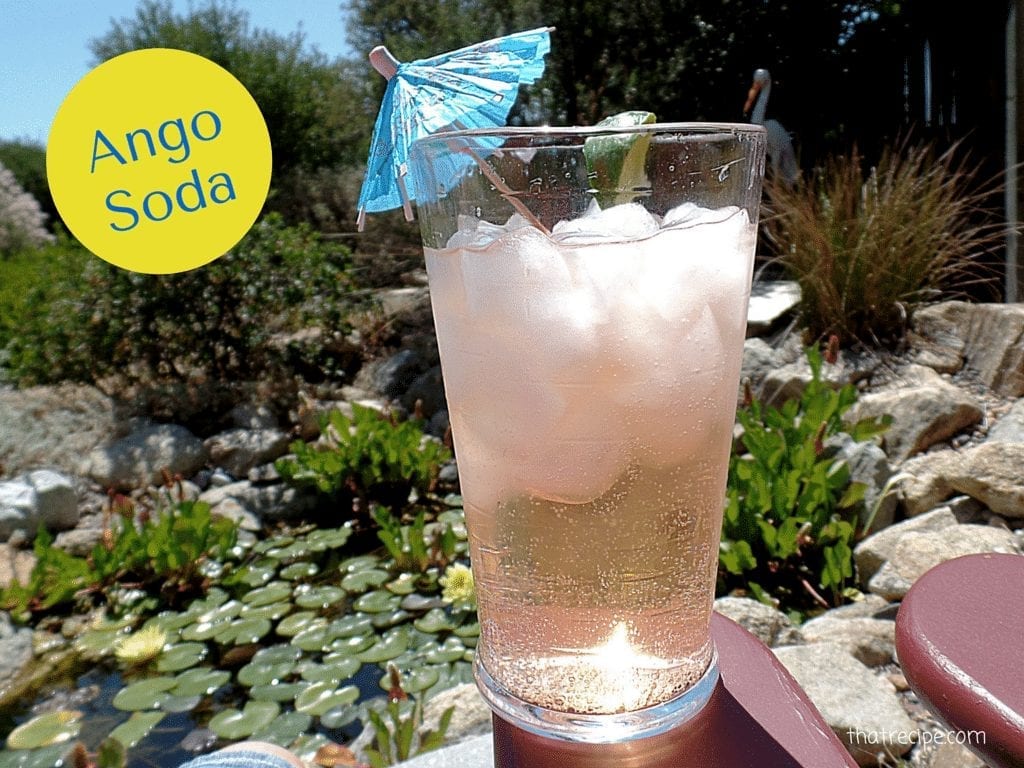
[
  {"left": 492, "top": 612, "right": 857, "bottom": 767},
  {"left": 896, "top": 552, "right": 1024, "bottom": 768}
]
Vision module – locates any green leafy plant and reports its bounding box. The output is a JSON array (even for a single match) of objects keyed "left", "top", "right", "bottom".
[
  {"left": 719, "top": 344, "right": 890, "bottom": 611},
  {"left": 363, "top": 666, "right": 454, "bottom": 768},
  {"left": 278, "top": 405, "right": 451, "bottom": 511},
  {"left": 763, "top": 139, "right": 1006, "bottom": 345},
  {"left": 373, "top": 507, "right": 458, "bottom": 574},
  {"left": 0, "top": 497, "right": 237, "bottom": 621}
]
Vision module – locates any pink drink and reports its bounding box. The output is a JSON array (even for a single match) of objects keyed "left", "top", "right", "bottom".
[{"left": 426, "top": 202, "right": 756, "bottom": 715}]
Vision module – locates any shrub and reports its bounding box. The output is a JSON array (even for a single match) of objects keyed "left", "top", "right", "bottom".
[
  {"left": 277, "top": 404, "right": 451, "bottom": 512},
  {"left": 0, "top": 160, "right": 53, "bottom": 256},
  {"left": 719, "top": 344, "right": 890, "bottom": 613},
  {"left": 2, "top": 214, "right": 364, "bottom": 395},
  {"left": 762, "top": 140, "right": 1005, "bottom": 346}
]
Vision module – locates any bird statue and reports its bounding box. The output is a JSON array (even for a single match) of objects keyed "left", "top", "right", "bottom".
[{"left": 744, "top": 68, "right": 800, "bottom": 185}]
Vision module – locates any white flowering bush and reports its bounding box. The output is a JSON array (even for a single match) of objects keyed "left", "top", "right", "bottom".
[{"left": 0, "top": 161, "right": 53, "bottom": 256}]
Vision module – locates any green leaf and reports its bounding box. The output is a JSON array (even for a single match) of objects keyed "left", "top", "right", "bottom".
[
  {"left": 209, "top": 701, "right": 281, "bottom": 740},
  {"left": 108, "top": 711, "right": 165, "bottom": 749},
  {"left": 6, "top": 710, "right": 82, "bottom": 749},
  {"left": 111, "top": 677, "right": 177, "bottom": 712}
]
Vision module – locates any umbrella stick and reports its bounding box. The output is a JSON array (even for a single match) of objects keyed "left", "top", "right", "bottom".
[{"left": 449, "top": 131, "right": 551, "bottom": 236}]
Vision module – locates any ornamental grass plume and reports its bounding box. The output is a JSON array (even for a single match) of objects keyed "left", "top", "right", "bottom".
[
  {"left": 761, "top": 140, "right": 1006, "bottom": 346},
  {"left": 114, "top": 625, "right": 167, "bottom": 666},
  {"left": 0, "top": 161, "right": 53, "bottom": 256}
]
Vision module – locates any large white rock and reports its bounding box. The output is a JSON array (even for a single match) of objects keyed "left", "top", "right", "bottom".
[
  {"left": 713, "top": 596, "right": 801, "bottom": 646},
  {"left": 0, "top": 470, "right": 78, "bottom": 540},
  {"left": 773, "top": 643, "right": 917, "bottom": 765},
  {"left": 854, "top": 506, "right": 959, "bottom": 583},
  {"left": 84, "top": 423, "right": 207, "bottom": 490}
]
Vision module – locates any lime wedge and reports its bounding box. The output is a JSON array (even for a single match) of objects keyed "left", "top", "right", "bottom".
[{"left": 584, "top": 111, "right": 657, "bottom": 207}]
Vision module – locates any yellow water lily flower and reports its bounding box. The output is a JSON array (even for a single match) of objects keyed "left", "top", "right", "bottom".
[
  {"left": 114, "top": 625, "right": 167, "bottom": 665},
  {"left": 440, "top": 563, "right": 476, "bottom": 609}
]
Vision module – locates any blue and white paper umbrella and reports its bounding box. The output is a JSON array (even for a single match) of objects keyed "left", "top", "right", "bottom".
[{"left": 356, "top": 28, "right": 552, "bottom": 230}]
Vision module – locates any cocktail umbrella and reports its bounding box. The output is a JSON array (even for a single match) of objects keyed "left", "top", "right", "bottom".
[{"left": 356, "top": 27, "right": 553, "bottom": 231}]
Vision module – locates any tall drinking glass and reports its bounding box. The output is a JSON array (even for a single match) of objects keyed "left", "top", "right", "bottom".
[{"left": 409, "top": 124, "right": 767, "bottom": 743}]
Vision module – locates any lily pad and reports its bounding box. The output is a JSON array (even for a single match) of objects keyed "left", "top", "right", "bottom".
[
  {"left": 384, "top": 573, "right": 418, "bottom": 596},
  {"left": 371, "top": 609, "right": 412, "bottom": 629},
  {"left": 328, "top": 634, "right": 375, "bottom": 655},
  {"left": 157, "top": 642, "right": 208, "bottom": 672},
  {"left": 108, "top": 711, "right": 165, "bottom": 749},
  {"left": 0, "top": 744, "right": 72, "bottom": 768},
  {"left": 252, "top": 644, "right": 304, "bottom": 665},
  {"left": 298, "top": 656, "right": 361, "bottom": 683},
  {"left": 145, "top": 611, "right": 193, "bottom": 633},
  {"left": 233, "top": 560, "right": 279, "bottom": 587},
  {"left": 294, "top": 585, "right": 344, "bottom": 611},
  {"left": 306, "top": 526, "right": 352, "bottom": 551},
  {"left": 338, "top": 554, "right": 379, "bottom": 573},
  {"left": 353, "top": 590, "right": 400, "bottom": 614},
  {"left": 340, "top": 568, "right": 389, "bottom": 593},
  {"left": 414, "top": 608, "right": 456, "bottom": 634},
  {"left": 215, "top": 617, "right": 273, "bottom": 645},
  {"left": 72, "top": 628, "right": 123, "bottom": 659},
  {"left": 294, "top": 683, "right": 359, "bottom": 716},
  {"left": 424, "top": 637, "right": 467, "bottom": 664},
  {"left": 379, "top": 665, "right": 440, "bottom": 695},
  {"left": 239, "top": 601, "right": 292, "bottom": 621},
  {"left": 7, "top": 710, "right": 82, "bottom": 749},
  {"left": 289, "top": 734, "right": 332, "bottom": 762},
  {"left": 209, "top": 701, "right": 281, "bottom": 740},
  {"left": 249, "top": 682, "right": 307, "bottom": 702},
  {"left": 453, "top": 620, "right": 480, "bottom": 638},
  {"left": 290, "top": 626, "right": 332, "bottom": 653},
  {"left": 266, "top": 541, "right": 313, "bottom": 560},
  {"left": 327, "top": 614, "right": 372, "bottom": 638},
  {"left": 238, "top": 660, "right": 297, "bottom": 687},
  {"left": 276, "top": 612, "right": 324, "bottom": 637},
  {"left": 280, "top": 561, "right": 320, "bottom": 580},
  {"left": 254, "top": 535, "right": 295, "bottom": 554},
  {"left": 162, "top": 693, "right": 203, "bottom": 713},
  {"left": 173, "top": 668, "right": 231, "bottom": 697},
  {"left": 318, "top": 705, "right": 359, "bottom": 731},
  {"left": 251, "top": 711, "right": 313, "bottom": 747},
  {"left": 112, "top": 677, "right": 177, "bottom": 712},
  {"left": 357, "top": 631, "right": 409, "bottom": 663},
  {"left": 243, "top": 581, "right": 293, "bottom": 607}
]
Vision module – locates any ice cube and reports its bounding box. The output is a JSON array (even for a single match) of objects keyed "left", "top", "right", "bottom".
[
  {"left": 662, "top": 203, "right": 742, "bottom": 228},
  {"left": 552, "top": 202, "right": 660, "bottom": 244}
]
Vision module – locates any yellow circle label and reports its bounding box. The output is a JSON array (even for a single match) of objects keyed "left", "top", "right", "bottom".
[{"left": 47, "top": 48, "right": 272, "bottom": 274}]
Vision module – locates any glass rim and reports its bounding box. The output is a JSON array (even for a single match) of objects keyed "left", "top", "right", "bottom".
[{"left": 413, "top": 121, "right": 767, "bottom": 146}]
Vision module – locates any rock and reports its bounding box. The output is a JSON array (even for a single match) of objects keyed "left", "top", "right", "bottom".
[
  {"left": 199, "top": 481, "right": 316, "bottom": 523},
  {"left": 898, "top": 451, "right": 962, "bottom": 518},
  {"left": 854, "top": 506, "right": 959, "bottom": 582},
  {"left": 203, "top": 428, "right": 291, "bottom": 478},
  {"left": 368, "top": 349, "right": 424, "bottom": 400},
  {"left": 0, "top": 384, "right": 132, "bottom": 478},
  {"left": 53, "top": 525, "right": 107, "bottom": 557},
  {"left": 798, "top": 616, "right": 895, "bottom": 666},
  {"left": 925, "top": 739, "right": 987, "bottom": 768},
  {"left": 867, "top": 525, "right": 1021, "bottom": 600},
  {"left": 772, "top": 644, "right": 917, "bottom": 765},
  {"left": 944, "top": 442, "right": 1024, "bottom": 520},
  {"left": 911, "top": 301, "right": 1024, "bottom": 397},
  {"left": 207, "top": 497, "right": 261, "bottom": 531},
  {"left": 227, "top": 403, "right": 278, "bottom": 430},
  {"left": 988, "top": 398, "right": 1024, "bottom": 443},
  {"left": 84, "top": 423, "right": 207, "bottom": 490},
  {"left": 0, "top": 543, "right": 35, "bottom": 589},
  {"left": 830, "top": 434, "right": 897, "bottom": 531},
  {"left": 390, "top": 734, "right": 493, "bottom": 768},
  {"left": 0, "top": 470, "right": 79, "bottom": 540},
  {"left": 713, "top": 596, "right": 801, "bottom": 646},
  {"left": 420, "top": 683, "right": 492, "bottom": 743},
  {"left": 820, "top": 593, "right": 893, "bottom": 619},
  {"left": 0, "top": 612, "right": 34, "bottom": 710},
  {"left": 740, "top": 337, "right": 779, "bottom": 391},
  {"left": 377, "top": 285, "right": 431, "bottom": 318},
  {"left": 401, "top": 365, "right": 447, "bottom": 420},
  {"left": 848, "top": 366, "right": 983, "bottom": 461},
  {"left": 746, "top": 280, "right": 801, "bottom": 336},
  {"left": 351, "top": 684, "right": 491, "bottom": 762}
]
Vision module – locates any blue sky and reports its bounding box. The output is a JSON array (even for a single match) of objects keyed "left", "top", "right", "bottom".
[{"left": 0, "top": 0, "right": 353, "bottom": 145}]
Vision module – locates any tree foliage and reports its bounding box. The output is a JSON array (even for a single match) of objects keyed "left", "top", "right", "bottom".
[{"left": 89, "top": 0, "right": 372, "bottom": 223}]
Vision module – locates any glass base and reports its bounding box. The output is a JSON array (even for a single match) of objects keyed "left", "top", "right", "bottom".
[{"left": 474, "top": 649, "right": 719, "bottom": 744}]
